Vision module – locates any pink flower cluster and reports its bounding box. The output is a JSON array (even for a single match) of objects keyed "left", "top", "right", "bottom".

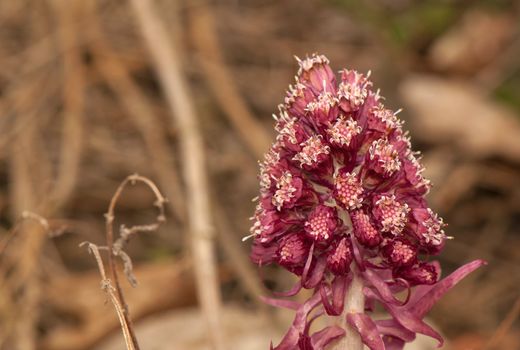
[{"left": 249, "top": 54, "right": 484, "bottom": 349}]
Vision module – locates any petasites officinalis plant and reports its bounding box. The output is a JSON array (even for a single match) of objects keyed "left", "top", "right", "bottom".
[{"left": 247, "top": 54, "right": 485, "bottom": 350}]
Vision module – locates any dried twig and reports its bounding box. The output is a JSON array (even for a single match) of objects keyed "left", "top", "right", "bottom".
[
  {"left": 129, "top": 1, "right": 225, "bottom": 348},
  {"left": 484, "top": 295, "right": 520, "bottom": 349},
  {"left": 80, "top": 242, "right": 136, "bottom": 350},
  {"left": 41, "top": 258, "right": 196, "bottom": 350},
  {"left": 5, "top": 94, "right": 51, "bottom": 350},
  {"left": 103, "top": 173, "right": 167, "bottom": 349},
  {"left": 50, "top": 0, "right": 86, "bottom": 210}
]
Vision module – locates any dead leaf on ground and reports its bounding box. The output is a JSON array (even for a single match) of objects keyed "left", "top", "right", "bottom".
[
  {"left": 400, "top": 75, "right": 520, "bottom": 163},
  {"left": 41, "top": 259, "right": 196, "bottom": 350},
  {"left": 428, "top": 10, "right": 516, "bottom": 75}
]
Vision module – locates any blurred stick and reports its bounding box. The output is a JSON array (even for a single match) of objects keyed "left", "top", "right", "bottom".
[
  {"left": 84, "top": 0, "right": 186, "bottom": 224},
  {"left": 1, "top": 3, "right": 85, "bottom": 347},
  {"left": 189, "top": 4, "right": 271, "bottom": 159},
  {"left": 51, "top": 0, "right": 85, "bottom": 210},
  {"left": 81, "top": 242, "right": 136, "bottom": 350},
  {"left": 102, "top": 174, "right": 167, "bottom": 349},
  {"left": 484, "top": 295, "right": 520, "bottom": 349},
  {"left": 5, "top": 80, "right": 49, "bottom": 350},
  {"left": 41, "top": 258, "right": 196, "bottom": 350},
  {"left": 129, "top": 0, "right": 225, "bottom": 348}
]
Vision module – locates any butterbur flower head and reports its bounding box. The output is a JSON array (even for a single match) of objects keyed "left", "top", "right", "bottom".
[
  {"left": 327, "top": 115, "right": 362, "bottom": 148},
  {"left": 382, "top": 238, "right": 417, "bottom": 267},
  {"left": 333, "top": 170, "right": 364, "bottom": 210},
  {"left": 402, "top": 152, "right": 431, "bottom": 195},
  {"left": 367, "top": 138, "right": 402, "bottom": 177},
  {"left": 277, "top": 233, "right": 310, "bottom": 272},
  {"left": 275, "top": 111, "right": 307, "bottom": 150},
  {"left": 296, "top": 54, "right": 335, "bottom": 93},
  {"left": 397, "top": 262, "right": 438, "bottom": 286},
  {"left": 368, "top": 104, "right": 403, "bottom": 133},
  {"left": 410, "top": 207, "right": 446, "bottom": 248},
  {"left": 338, "top": 69, "right": 371, "bottom": 112},
  {"left": 306, "top": 90, "right": 338, "bottom": 125},
  {"left": 304, "top": 204, "right": 338, "bottom": 242},
  {"left": 272, "top": 171, "right": 303, "bottom": 211},
  {"left": 373, "top": 194, "right": 410, "bottom": 235},
  {"left": 248, "top": 54, "right": 485, "bottom": 350},
  {"left": 293, "top": 135, "right": 330, "bottom": 168}
]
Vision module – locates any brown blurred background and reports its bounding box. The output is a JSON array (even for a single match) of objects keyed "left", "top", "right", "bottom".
[{"left": 0, "top": 0, "right": 519, "bottom": 349}]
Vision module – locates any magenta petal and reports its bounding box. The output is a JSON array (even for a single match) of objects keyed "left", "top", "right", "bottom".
[
  {"left": 319, "top": 276, "right": 349, "bottom": 316},
  {"left": 298, "top": 333, "right": 314, "bottom": 350},
  {"left": 365, "top": 288, "right": 443, "bottom": 346},
  {"left": 408, "top": 259, "right": 486, "bottom": 318},
  {"left": 346, "top": 313, "right": 385, "bottom": 350},
  {"left": 376, "top": 319, "right": 415, "bottom": 342},
  {"left": 386, "top": 308, "right": 442, "bottom": 346},
  {"left": 311, "top": 326, "right": 345, "bottom": 349},
  {"left": 319, "top": 283, "right": 335, "bottom": 315},
  {"left": 383, "top": 336, "right": 405, "bottom": 350},
  {"left": 363, "top": 268, "right": 405, "bottom": 306},
  {"left": 304, "top": 256, "right": 327, "bottom": 289},
  {"left": 332, "top": 276, "right": 349, "bottom": 312},
  {"left": 351, "top": 238, "right": 366, "bottom": 271},
  {"left": 273, "top": 292, "right": 323, "bottom": 350},
  {"left": 301, "top": 243, "right": 315, "bottom": 283}
]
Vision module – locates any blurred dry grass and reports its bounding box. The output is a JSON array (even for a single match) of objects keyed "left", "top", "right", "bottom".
[{"left": 0, "top": 0, "right": 519, "bottom": 349}]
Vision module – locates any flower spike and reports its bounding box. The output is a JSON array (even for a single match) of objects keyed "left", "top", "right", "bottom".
[{"left": 249, "top": 54, "right": 484, "bottom": 349}]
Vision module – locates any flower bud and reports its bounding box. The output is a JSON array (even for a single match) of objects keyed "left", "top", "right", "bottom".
[
  {"left": 326, "top": 237, "right": 353, "bottom": 275},
  {"left": 397, "top": 262, "right": 438, "bottom": 285},
  {"left": 337, "top": 69, "right": 371, "bottom": 112},
  {"left": 351, "top": 210, "right": 382, "bottom": 248},
  {"left": 296, "top": 54, "right": 336, "bottom": 94},
  {"left": 373, "top": 194, "right": 409, "bottom": 235}
]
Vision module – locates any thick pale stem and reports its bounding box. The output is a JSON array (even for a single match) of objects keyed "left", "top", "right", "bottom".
[{"left": 333, "top": 270, "right": 365, "bottom": 350}]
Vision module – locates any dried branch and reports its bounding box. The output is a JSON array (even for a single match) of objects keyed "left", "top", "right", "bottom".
[
  {"left": 80, "top": 242, "right": 136, "bottom": 350},
  {"left": 50, "top": 0, "right": 86, "bottom": 211},
  {"left": 484, "top": 295, "right": 520, "bottom": 349},
  {"left": 4, "top": 93, "right": 51, "bottom": 350},
  {"left": 103, "top": 173, "right": 167, "bottom": 349},
  {"left": 129, "top": 1, "right": 225, "bottom": 348}
]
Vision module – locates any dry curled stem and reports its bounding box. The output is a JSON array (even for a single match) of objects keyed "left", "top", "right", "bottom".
[
  {"left": 80, "top": 242, "right": 136, "bottom": 350},
  {"left": 106, "top": 174, "right": 167, "bottom": 286},
  {"left": 82, "top": 174, "right": 167, "bottom": 350}
]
